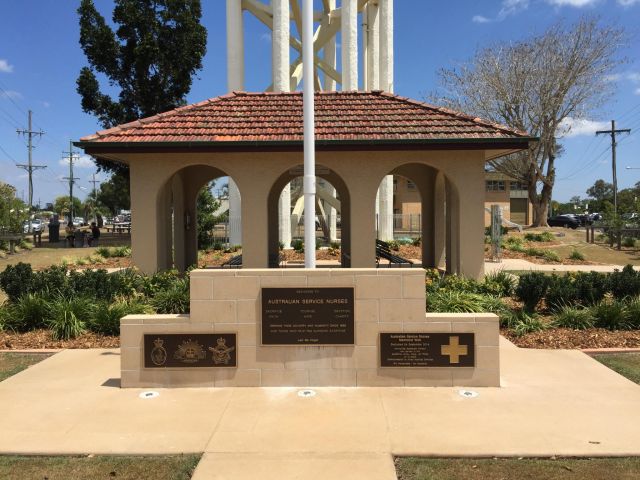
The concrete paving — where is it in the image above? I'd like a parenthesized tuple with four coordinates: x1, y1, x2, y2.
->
(485, 258, 640, 273)
(1, 338, 639, 479)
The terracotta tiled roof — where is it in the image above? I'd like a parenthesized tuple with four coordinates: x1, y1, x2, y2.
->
(79, 91, 532, 145)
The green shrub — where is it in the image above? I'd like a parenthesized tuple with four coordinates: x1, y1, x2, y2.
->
(524, 232, 554, 242)
(47, 297, 93, 340)
(515, 272, 549, 311)
(6, 294, 51, 331)
(569, 249, 585, 261)
(541, 250, 561, 262)
(591, 299, 628, 331)
(150, 278, 190, 314)
(0, 263, 34, 302)
(553, 305, 595, 330)
(387, 240, 400, 251)
(623, 297, 640, 330)
(90, 298, 153, 336)
(482, 270, 515, 297)
(292, 239, 304, 252)
(427, 290, 489, 313)
(609, 265, 640, 300)
(622, 237, 637, 248)
(412, 237, 421, 247)
(505, 236, 524, 248)
(573, 272, 608, 305)
(545, 275, 577, 312)
(110, 246, 131, 257)
(511, 312, 546, 336)
(95, 246, 111, 258)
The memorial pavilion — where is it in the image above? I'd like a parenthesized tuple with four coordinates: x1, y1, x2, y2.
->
(77, 90, 533, 279)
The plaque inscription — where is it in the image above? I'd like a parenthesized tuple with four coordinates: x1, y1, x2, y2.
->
(380, 333, 475, 367)
(261, 287, 354, 345)
(144, 333, 237, 368)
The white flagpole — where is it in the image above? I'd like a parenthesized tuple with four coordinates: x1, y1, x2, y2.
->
(303, 0, 316, 268)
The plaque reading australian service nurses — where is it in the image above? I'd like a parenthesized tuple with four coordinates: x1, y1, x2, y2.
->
(261, 287, 355, 345)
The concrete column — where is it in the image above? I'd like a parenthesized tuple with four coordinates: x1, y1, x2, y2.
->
(279, 183, 292, 248)
(171, 173, 186, 272)
(226, 0, 244, 91)
(377, 175, 394, 241)
(365, 2, 379, 90)
(421, 172, 436, 268)
(159, 182, 173, 270)
(350, 183, 377, 267)
(328, 185, 337, 241)
(272, 0, 289, 92)
(228, 178, 241, 245)
(341, 0, 358, 90)
(129, 163, 167, 274)
(433, 172, 446, 269)
(379, 0, 393, 93)
(324, 0, 337, 91)
(445, 179, 460, 275)
(242, 184, 270, 268)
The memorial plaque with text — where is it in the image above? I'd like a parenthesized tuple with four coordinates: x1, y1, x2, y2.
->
(380, 333, 475, 367)
(261, 287, 354, 345)
(144, 333, 237, 368)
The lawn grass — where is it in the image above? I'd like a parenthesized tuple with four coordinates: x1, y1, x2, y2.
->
(395, 457, 640, 480)
(0, 455, 200, 480)
(0, 352, 52, 382)
(593, 353, 640, 385)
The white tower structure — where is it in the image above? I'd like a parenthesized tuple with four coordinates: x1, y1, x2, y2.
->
(225, 0, 395, 247)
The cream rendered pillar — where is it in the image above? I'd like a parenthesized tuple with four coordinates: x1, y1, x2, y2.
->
(227, 0, 243, 246)
(365, 2, 380, 90)
(325, 0, 338, 242)
(273, 0, 292, 249)
(171, 173, 186, 272)
(433, 172, 446, 269)
(341, 0, 358, 90)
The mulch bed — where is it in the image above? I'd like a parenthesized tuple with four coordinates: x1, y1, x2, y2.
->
(0, 330, 119, 350)
(504, 328, 640, 349)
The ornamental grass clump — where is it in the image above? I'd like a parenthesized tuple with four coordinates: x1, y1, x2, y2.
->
(150, 277, 190, 314)
(511, 312, 547, 337)
(482, 270, 516, 297)
(591, 298, 628, 331)
(609, 265, 640, 300)
(427, 290, 489, 313)
(90, 298, 154, 336)
(524, 232, 554, 242)
(48, 299, 91, 340)
(569, 249, 585, 261)
(553, 305, 595, 330)
(8, 294, 51, 331)
(623, 297, 640, 330)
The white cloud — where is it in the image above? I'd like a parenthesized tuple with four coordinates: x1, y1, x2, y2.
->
(472, 15, 491, 23)
(546, 0, 599, 6)
(59, 155, 95, 169)
(627, 72, 640, 82)
(42, 101, 50, 108)
(635, 88, 640, 95)
(604, 74, 622, 82)
(0, 59, 13, 73)
(618, 0, 640, 6)
(472, 0, 529, 23)
(557, 117, 609, 138)
(0, 90, 22, 100)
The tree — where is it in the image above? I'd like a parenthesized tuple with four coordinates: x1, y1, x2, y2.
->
(586, 179, 614, 202)
(0, 182, 27, 233)
(197, 181, 222, 249)
(434, 18, 625, 226)
(77, 0, 207, 174)
(97, 173, 131, 216)
(54, 196, 83, 220)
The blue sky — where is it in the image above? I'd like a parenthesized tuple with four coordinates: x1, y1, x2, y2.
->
(0, 0, 639, 205)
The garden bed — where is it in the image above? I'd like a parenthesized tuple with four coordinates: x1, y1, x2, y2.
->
(0, 329, 118, 350)
(503, 327, 640, 349)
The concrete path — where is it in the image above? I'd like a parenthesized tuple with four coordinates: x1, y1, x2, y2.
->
(485, 258, 639, 273)
(1, 338, 639, 479)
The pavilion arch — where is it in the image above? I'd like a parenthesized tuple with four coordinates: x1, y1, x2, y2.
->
(374, 162, 462, 274)
(267, 165, 351, 268)
(154, 164, 241, 272)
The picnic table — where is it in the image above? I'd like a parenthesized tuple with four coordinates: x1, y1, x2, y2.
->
(0, 234, 24, 254)
(106, 223, 131, 234)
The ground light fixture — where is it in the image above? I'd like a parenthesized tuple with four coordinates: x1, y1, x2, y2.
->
(458, 390, 479, 398)
(298, 389, 317, 398)
(139, 391, 160, 399)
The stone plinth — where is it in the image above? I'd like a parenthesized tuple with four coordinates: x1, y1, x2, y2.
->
(120, 268, 500, 388)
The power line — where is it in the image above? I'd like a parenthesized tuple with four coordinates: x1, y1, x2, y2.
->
(596, 120, 631, 217)
(16, 110, 47, 229)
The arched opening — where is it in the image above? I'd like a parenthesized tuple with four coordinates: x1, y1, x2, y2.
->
(374, 163, 450, 270)
(267, 165, 351, 268)
(158, 165, 242, 271)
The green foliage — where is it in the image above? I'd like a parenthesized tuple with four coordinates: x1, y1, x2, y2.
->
(511, 312, 547, 337)
(0, 263, 34, 302)
(623, 237, 637, 248)
(197, 182, 222, 249)
(573, 271, 608, 305)
(592, 299, 628, 331)
(150, 278, 190, 314)
(515, 272, 549, 311)
(90, 298, 153, 336)
(6, 294, 51, 332)
(524, 232, 554, 242)
(76, 0, 207, 173)
(541, 250, 561, 262)
(53, 195, 82, 218)
(292, 239, 304, 252)
(110, 246, 131, 257)
(545, 275, 577, 311)
(412, 237, 421, 247)
(609, 265, 640, 300)
(427, 290, 490, 313)
(569, 249, 585, 261)
(482, 270, 516, 297)
(624, 297, 640, 329)
(387, 240, 400, 251)
(0, 181, 28, 233)
(553, 305, 595, 330)
(48, 300, 87, 340)
(95, 246, 111, 258)
(97, 172, 130, 215)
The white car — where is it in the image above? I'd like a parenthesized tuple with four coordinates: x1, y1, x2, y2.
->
(22, 219, 43, 233)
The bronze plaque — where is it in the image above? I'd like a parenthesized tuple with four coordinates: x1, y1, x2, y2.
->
(261, 287, 354, 345)
(380, 333, 475, 367)
(144, 333, 237, 368)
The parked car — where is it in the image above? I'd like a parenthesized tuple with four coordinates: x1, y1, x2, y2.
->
(22, 219, 43, 233)
(72, 217, 86, 227)
(547, 214, 580, 229)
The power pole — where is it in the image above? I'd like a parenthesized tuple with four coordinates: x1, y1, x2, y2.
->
(596, 120, 631, 217)
(62, 140, 81, 222)
(89, 173, 100, 223)
(16, 110, 46, 231)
